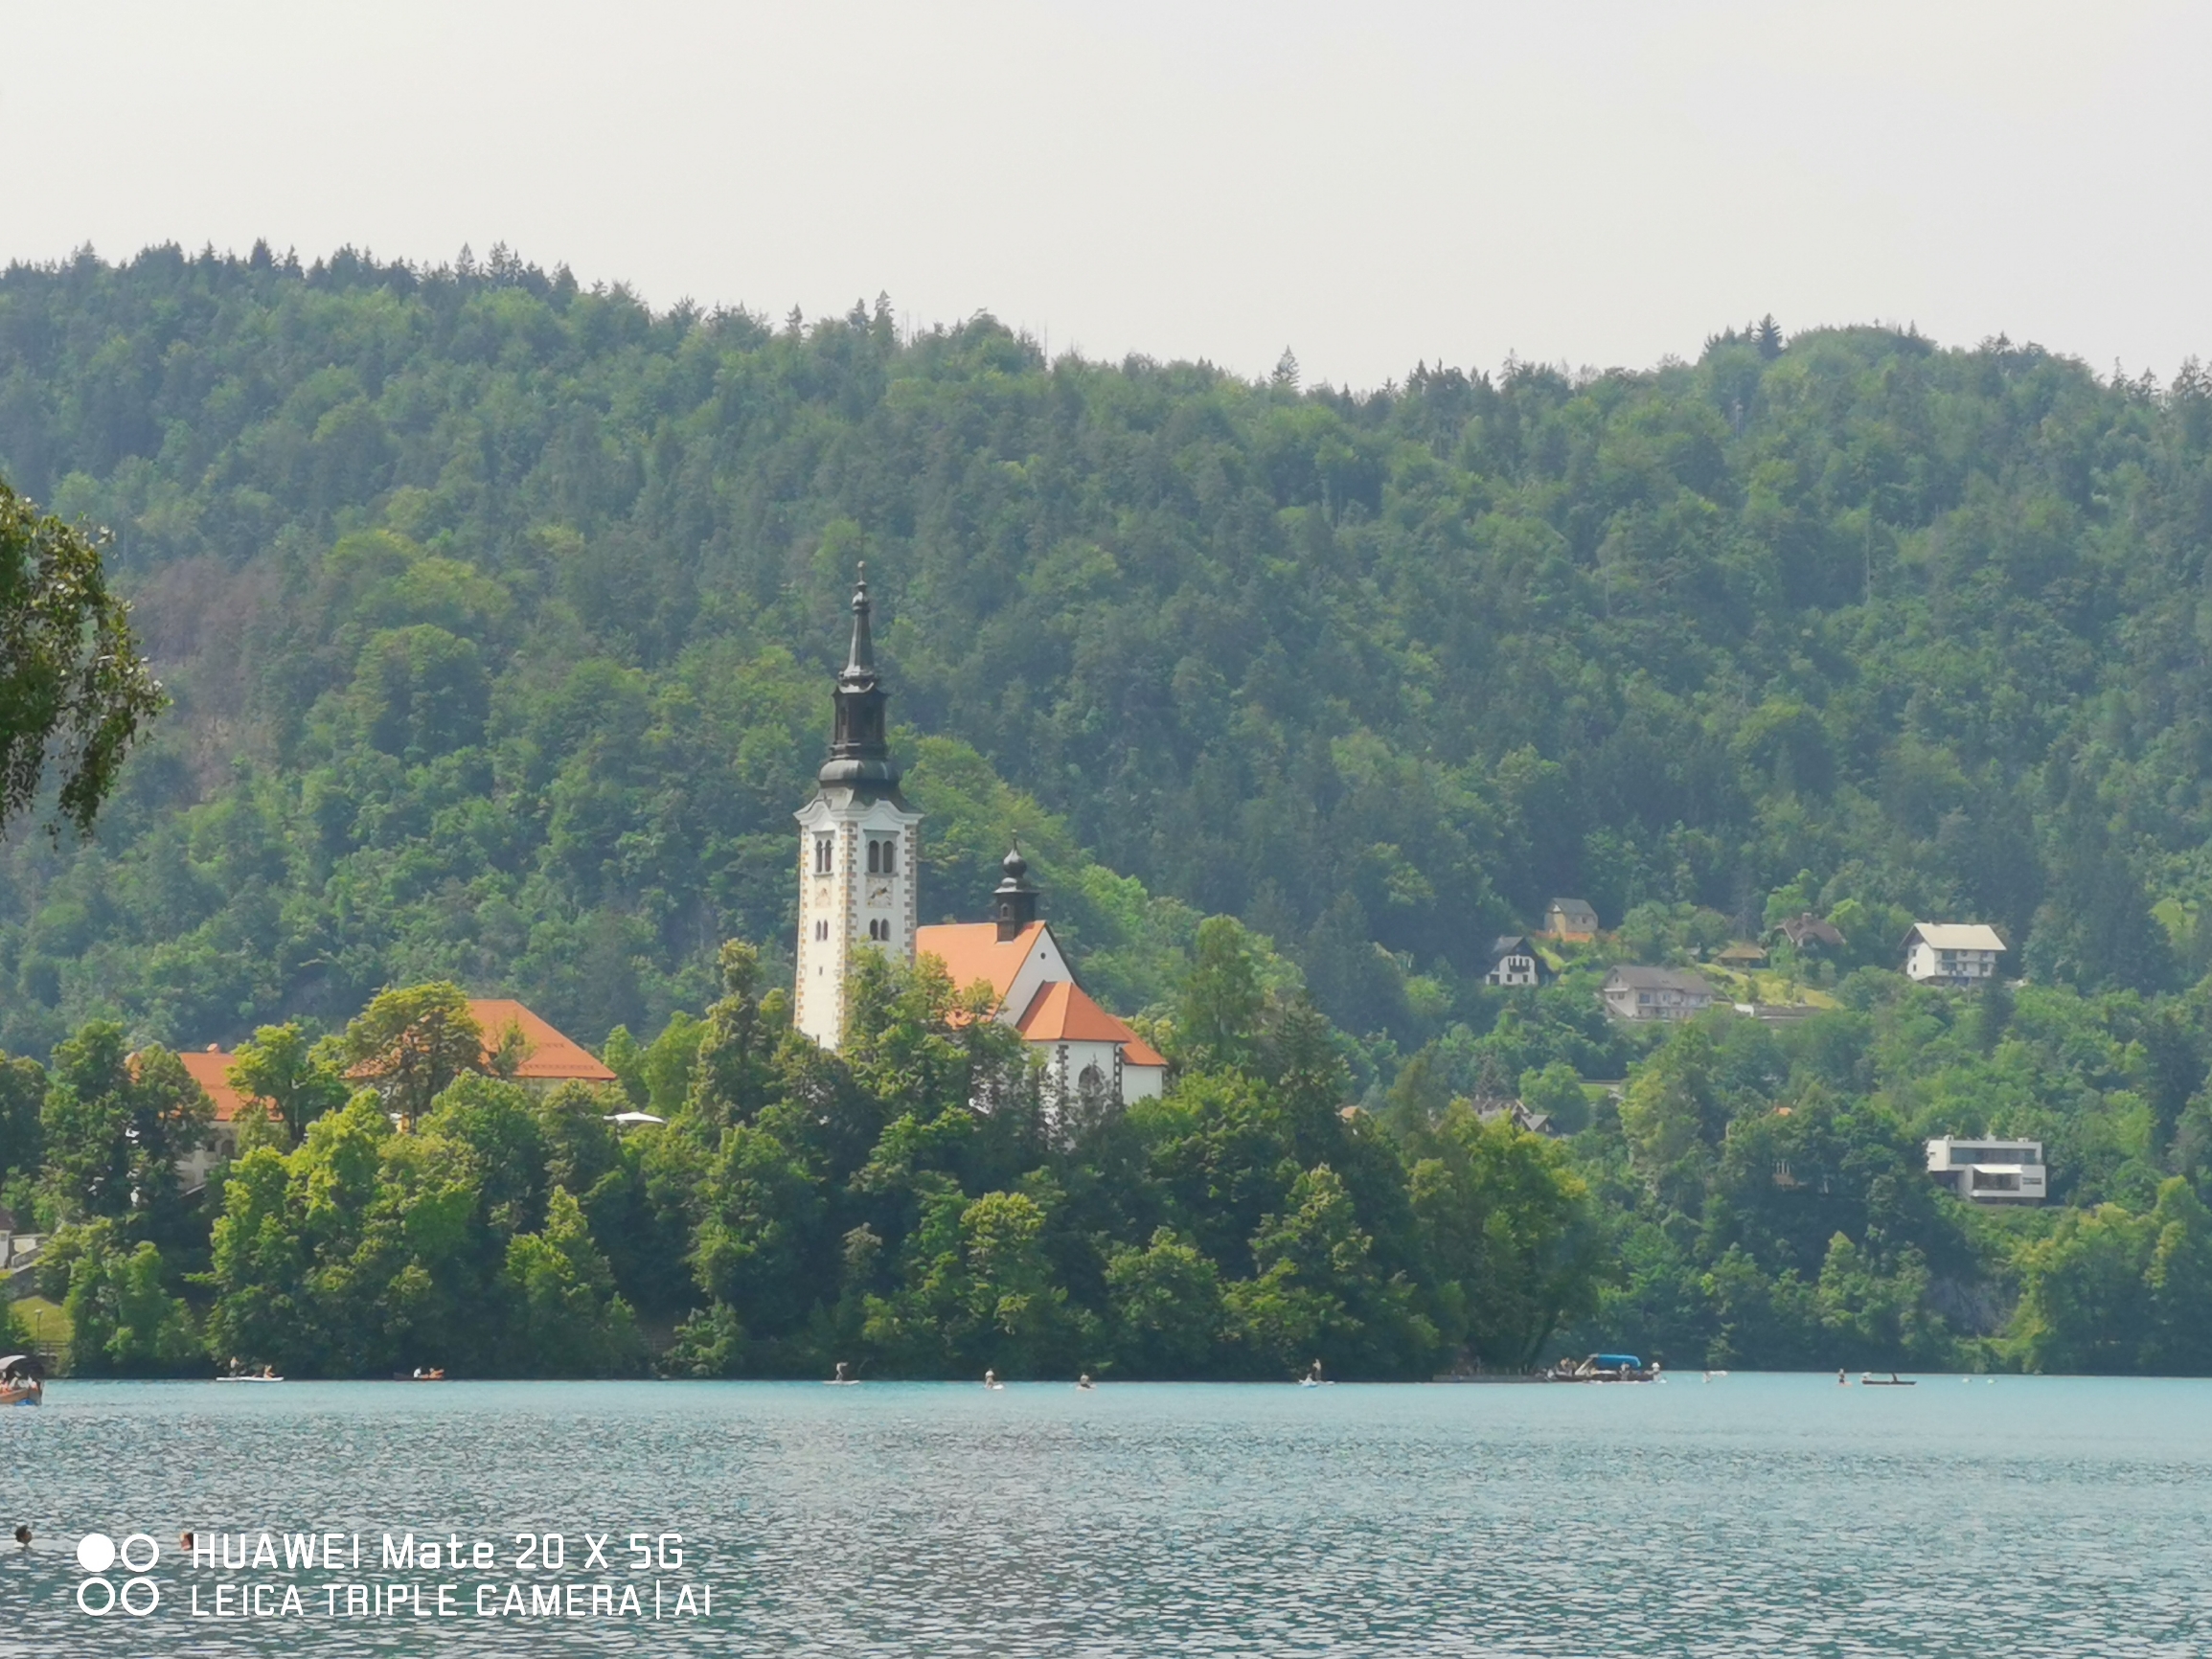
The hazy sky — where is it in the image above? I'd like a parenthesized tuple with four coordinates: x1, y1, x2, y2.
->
(9, 2, 2208, 389)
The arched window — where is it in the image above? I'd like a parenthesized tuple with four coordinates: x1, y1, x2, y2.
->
(867, 840, 880, 875)
(813, 834, 833, 875)
(880, 839, 896, 876)
(1077, 1063, 1106, 1095)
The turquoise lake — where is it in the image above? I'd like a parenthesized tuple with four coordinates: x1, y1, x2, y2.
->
(0, 1373, 2205, 1656)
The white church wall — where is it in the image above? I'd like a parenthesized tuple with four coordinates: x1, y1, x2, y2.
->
(998, 930, 1075, 1030)
(794, 793, 922, 1050)
(1118, 1063, 1165, 1103)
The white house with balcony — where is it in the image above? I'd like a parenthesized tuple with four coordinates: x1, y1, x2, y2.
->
(1903, 922, 2005, 988)
(1927, 1137, 2046, 1204)
(1601, 966, 1717, 1022)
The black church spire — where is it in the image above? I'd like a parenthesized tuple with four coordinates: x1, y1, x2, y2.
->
(819, 564, 900, 790)
(992, 840, 1039, 941)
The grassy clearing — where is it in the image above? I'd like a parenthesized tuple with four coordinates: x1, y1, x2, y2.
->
(11, 1295, 72, 1350)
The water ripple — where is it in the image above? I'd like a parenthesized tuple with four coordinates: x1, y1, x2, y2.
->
(0, 1375, 2205, 1657)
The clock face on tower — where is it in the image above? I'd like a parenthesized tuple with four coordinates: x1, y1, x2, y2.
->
(867, 881, 892, 904)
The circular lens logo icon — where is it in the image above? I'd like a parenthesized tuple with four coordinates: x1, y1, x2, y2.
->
(75, 1532, 158, 1616)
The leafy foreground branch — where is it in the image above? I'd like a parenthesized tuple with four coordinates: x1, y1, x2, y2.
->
(0, 480, 164, 838)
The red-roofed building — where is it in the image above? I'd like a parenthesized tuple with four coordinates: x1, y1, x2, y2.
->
(466, 1000, 618, 1086)
(913, 847, 1165, 1107)
(175, 1045, 268, 1190)
(913, 919, 1067, 1029)
(790, 577, 1165, 1108)
(180, 1001, 613, 1177)
(1012, 980, 1167, 1103)
(178, 1046, 260, 1127)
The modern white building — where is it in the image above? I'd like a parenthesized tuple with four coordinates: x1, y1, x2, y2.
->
(1903, 922, 2005, 988)
(1926, 1137, 2046, 1204)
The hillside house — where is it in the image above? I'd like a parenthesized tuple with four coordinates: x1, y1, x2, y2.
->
(1902, 923, 2005, 988)
(1545, 898, 1600, 941)
(1482, 935, 1551, 989)
(1927, 1136, 2046, 1205)
(1602, 966, 1716, 1022)
(1474, 1098, 1563, 1138)
(1714, 942, 1768, 970)
(1774, 913, 1845, 954)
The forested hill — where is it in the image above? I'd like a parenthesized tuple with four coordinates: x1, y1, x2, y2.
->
(4, 244, 2210, 1059)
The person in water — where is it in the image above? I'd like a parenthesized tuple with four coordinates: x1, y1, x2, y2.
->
(1837, 1370, 1848, 1385)
(833, 1361, 852, 1383)
(1077, 1374, 1094, 1390)
(13, 1526, 29, 1550)
(983, 1369, 1000, 1389)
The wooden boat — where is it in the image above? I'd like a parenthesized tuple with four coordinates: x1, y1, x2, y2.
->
(0, 1355, 44, 1406)
(1548, 1353, 1660, 1383)
(1859, 1373, 1917, 1387)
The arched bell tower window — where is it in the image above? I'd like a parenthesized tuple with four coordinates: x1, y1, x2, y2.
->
(813, 834, 834, 875)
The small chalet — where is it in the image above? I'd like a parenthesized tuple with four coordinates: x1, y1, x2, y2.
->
(1474, 1098, 1562, 1138)
(1714, 942, 1768, 970)
(1545, 898, 1600, 941)
(1774, 913, 1845, 953)
(916, 849, 1166, 1106)
(1482, 935, 1551, 989)
(1902, 923, 2005, 988)
(1602, 966, 1716, 1022)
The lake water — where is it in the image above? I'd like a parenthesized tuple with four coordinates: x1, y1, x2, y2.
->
(1, 1373, 2207, 1656)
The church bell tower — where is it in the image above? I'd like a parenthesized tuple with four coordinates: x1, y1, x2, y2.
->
(793, 566, 923, 1050)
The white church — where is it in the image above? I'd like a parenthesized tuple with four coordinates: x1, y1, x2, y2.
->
(792, 570, 1166, 1103)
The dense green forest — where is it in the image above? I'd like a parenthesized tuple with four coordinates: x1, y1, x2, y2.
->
(7, 243, 2212, 1375)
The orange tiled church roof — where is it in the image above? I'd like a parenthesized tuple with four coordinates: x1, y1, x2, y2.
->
(914, 921, 1048, 1007)
(1014, 982, 1167, 1066)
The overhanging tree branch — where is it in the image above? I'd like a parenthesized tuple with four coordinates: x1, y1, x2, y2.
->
(0, 479, 166, 835)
